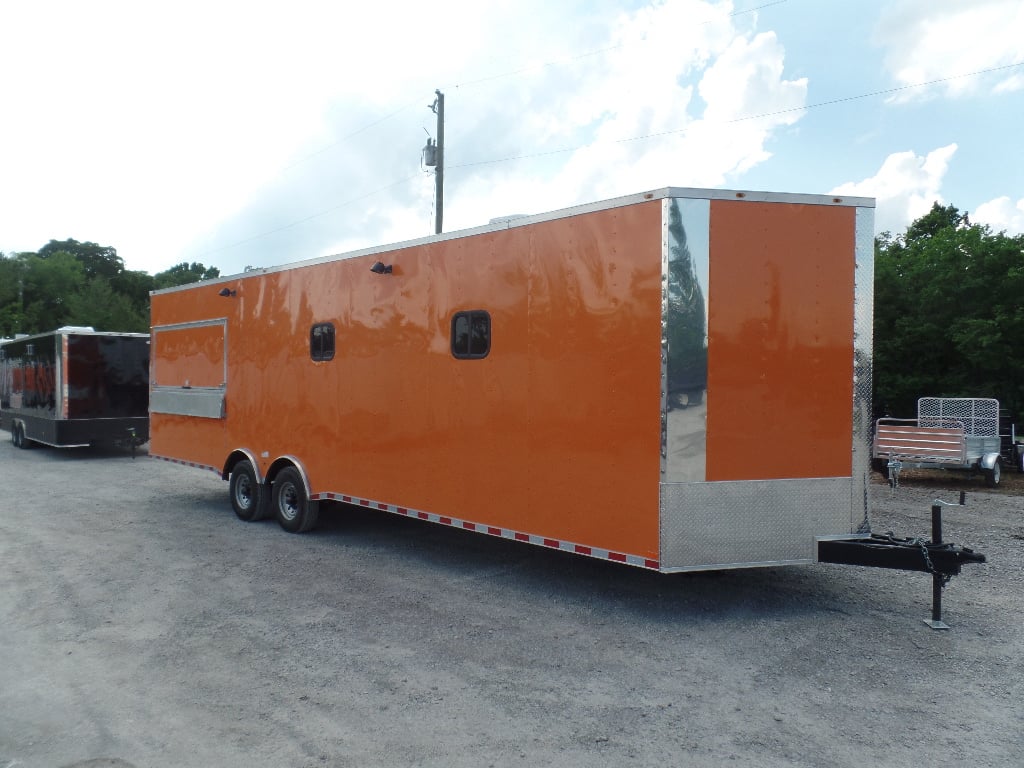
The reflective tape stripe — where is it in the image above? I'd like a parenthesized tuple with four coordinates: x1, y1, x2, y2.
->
(150, 453, 220, 475)
(312, 491, 660, 571)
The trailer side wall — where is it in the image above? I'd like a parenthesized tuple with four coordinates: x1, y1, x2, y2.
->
(151, 201, 665, 559)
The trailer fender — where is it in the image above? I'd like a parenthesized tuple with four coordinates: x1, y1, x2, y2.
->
(223, 449, 264, 484)
(980, 452, 1001, 471)
(266, 455, 313, 500)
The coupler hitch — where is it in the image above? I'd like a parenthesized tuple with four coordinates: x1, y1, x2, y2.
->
(818, 492, 986, 630)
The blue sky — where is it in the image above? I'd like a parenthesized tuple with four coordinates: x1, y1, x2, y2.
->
(1, 0, 1021, 277)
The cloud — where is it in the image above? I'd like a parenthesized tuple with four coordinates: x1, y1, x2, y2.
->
(875, 0, 1024, 100)
(190, 0, 809, 276)
(0, 0, 810, 277)
(831, 144, 958, 234)
(973, 197, 1024, 235)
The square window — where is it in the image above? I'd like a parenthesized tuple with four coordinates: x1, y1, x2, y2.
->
(310, 323, 335, 361)
(451, 311, 490, 359)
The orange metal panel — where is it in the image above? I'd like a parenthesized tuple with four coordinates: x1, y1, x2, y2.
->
(706, 200, 855, 481)
(152, 322, 225, 387)
(150, 412, 226, 470)
(150, 201, 664, 558)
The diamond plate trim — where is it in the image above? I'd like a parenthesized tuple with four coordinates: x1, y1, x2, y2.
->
(660, 477, 854, 570)
(853, 205, 874, 533)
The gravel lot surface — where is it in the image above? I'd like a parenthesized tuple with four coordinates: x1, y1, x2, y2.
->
(1, 437, 1022, 768)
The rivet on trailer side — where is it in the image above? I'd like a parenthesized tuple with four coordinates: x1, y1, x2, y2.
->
(147, 186, 985, 626)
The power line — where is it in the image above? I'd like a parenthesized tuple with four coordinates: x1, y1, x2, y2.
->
(448, 61, 1024, 170)
(194, 52, 1021, 260)
(445, 0, 788, 92)
(275, 0, 790, 171)
(191, 173, 423, 258)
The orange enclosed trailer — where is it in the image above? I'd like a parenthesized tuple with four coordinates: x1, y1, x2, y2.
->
(149, 187, 876, 572)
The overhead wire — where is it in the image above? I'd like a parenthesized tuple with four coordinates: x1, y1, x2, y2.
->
(274, 0, 790, 171)
(194, 0, 1019, 259)
(193, 0, 794, 258)
(448, 61, 1024, 171)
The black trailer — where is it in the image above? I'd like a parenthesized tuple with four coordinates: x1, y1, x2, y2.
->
(0, 327, 149, 449)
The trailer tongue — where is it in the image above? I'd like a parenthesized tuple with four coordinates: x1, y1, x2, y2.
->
(819, 493, 986, 629)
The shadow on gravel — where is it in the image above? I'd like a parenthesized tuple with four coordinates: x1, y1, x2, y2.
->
(6, 440, 150, 462)
(306, 501, 855, 625)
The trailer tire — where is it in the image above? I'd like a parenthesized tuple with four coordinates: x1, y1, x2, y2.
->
(230, 461, 268, 522)
(984, 462, 1000, 488)
(273, 467, 319, 533)
(14, 424, 31, 449)
(10, 425, 18, 448)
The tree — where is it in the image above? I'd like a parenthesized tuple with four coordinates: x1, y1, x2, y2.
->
(0, 254, 27, 336)
(153, 262, 221, 290)
(65, 277, 148, 332)
(0, 243, 221, 337)
(38, 239, 124, 281)
(874, 202, 1024, 418)
(19, 251, 86, 333)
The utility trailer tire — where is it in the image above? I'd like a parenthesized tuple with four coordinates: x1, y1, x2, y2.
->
(273, 467, 319, 533)
(14, 425, 31, 449)
(984, 462, 1001, 487)
(230, 460, 269, 522)
(10, 425, 18, 448)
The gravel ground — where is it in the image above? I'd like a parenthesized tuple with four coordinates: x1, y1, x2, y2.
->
(1, 437, 1022, 768)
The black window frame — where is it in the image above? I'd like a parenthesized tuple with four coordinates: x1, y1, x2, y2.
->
(451, 310, 491, 360)
(310, 322, 336, 362)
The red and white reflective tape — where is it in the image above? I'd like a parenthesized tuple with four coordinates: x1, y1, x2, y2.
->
(312, 491, 660, 571)
(150, 453, 221, 475)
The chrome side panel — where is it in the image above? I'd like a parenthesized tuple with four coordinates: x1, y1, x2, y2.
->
(660, 477, 854, 570)
(150, 388, 226, 419)
(661, 197, 710, 483)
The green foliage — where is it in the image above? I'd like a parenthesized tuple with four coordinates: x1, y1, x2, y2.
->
(874, 202, 1024, 419)
(0, 244, 219, 337)
(65, 277, 148, 333)
(153, 262, 221, 289)
(20, 251, 86, 332)
(38, 239, 122, 280)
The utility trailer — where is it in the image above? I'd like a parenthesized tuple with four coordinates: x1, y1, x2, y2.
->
(0, 327, 150, 449)
(149, 187, 983, 601)
(873, 397, 1003, 486)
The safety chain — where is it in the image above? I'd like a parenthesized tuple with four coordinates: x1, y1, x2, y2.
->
(910, 536, 953, 587)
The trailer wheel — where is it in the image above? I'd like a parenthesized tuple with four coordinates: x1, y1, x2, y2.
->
(14, 425, 31, 449)
(10, 425, 18, 448)
(273, 467, 319, 533)
(230, 461, 268, 522)
(984, 462, 1001, 488)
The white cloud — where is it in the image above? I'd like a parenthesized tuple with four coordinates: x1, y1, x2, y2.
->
(184, 0, 810, 274)
(831, 144, 958, 234)
(973, 197, 1024, 235)
(875, 0, 1024, 100)
(0, 0, 810, 276)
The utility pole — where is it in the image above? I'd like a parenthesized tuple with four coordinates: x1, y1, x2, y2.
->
(424, 89, 445, 234)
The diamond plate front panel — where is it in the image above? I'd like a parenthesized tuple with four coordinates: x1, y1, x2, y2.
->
(660, 477, 855, 570)
(852, 205, 874, 533)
